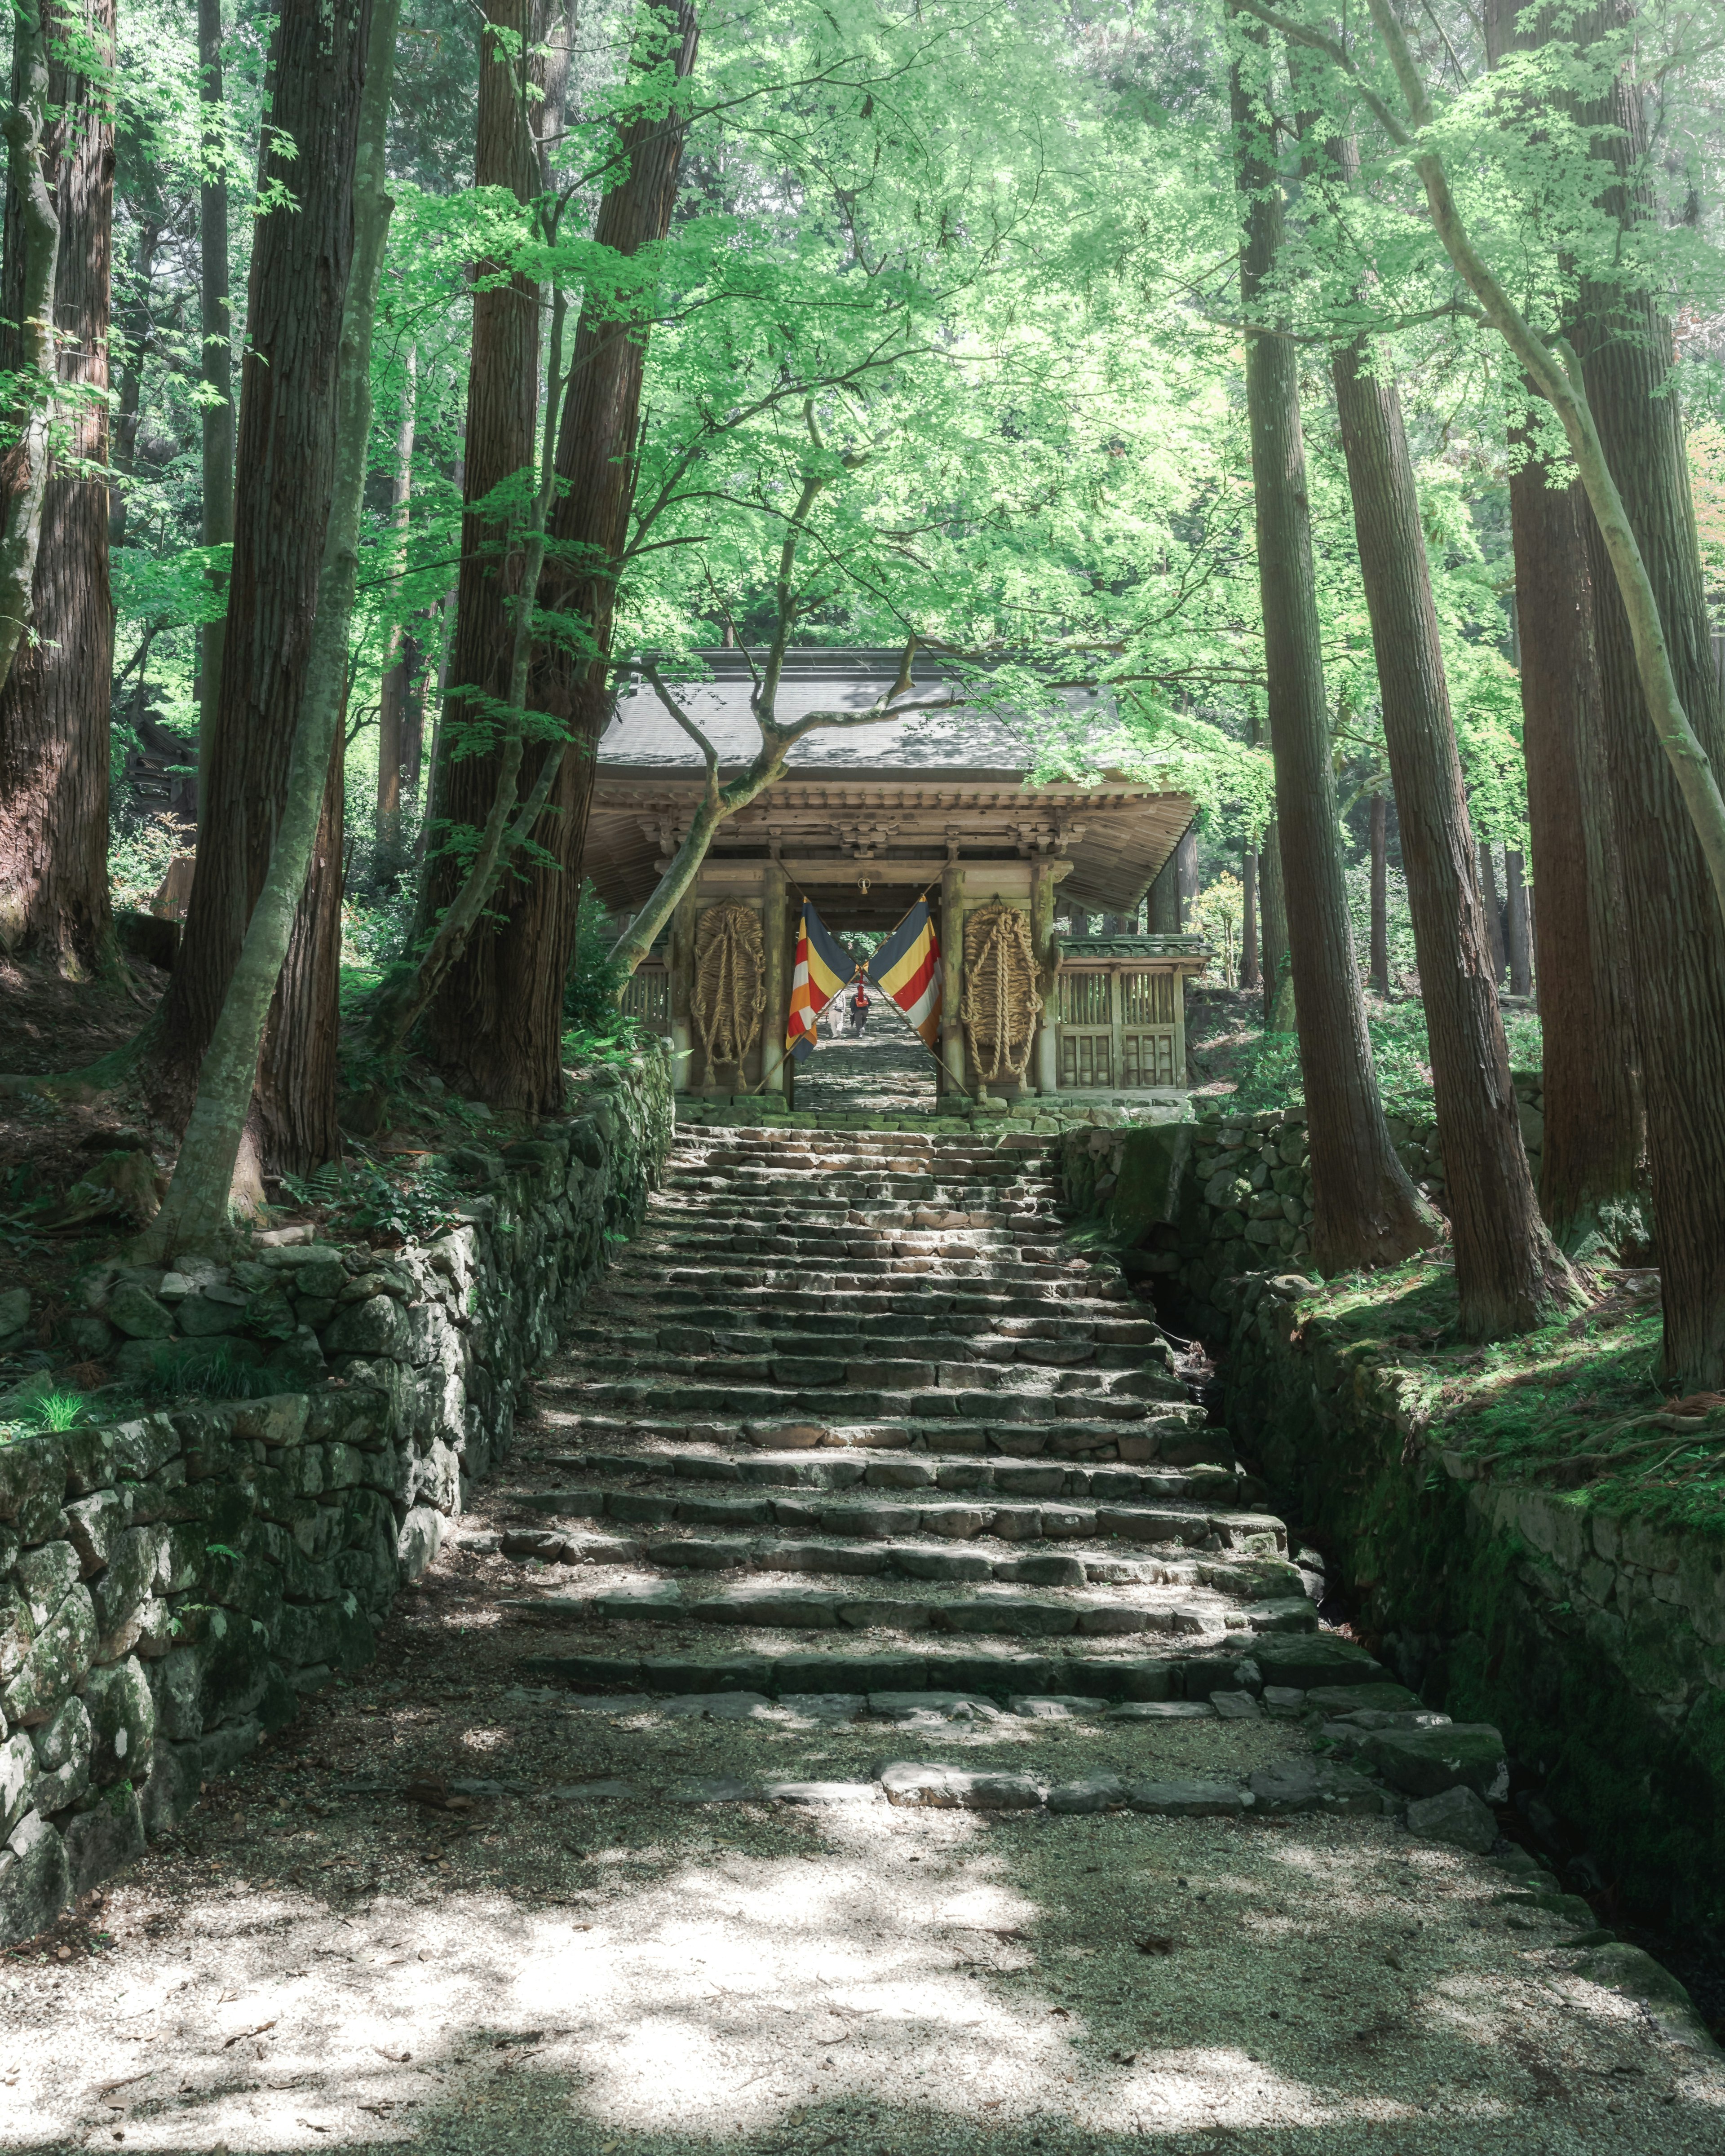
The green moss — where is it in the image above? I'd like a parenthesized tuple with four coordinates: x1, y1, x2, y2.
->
(1287, 1262, 1722, 1537)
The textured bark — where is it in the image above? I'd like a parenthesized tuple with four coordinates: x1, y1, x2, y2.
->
(1174, 824, 1198, 930)
(1572, 0, 1725, 1385)
(1505, 848, 1532, 996)
(1239, 840, 1261, 992)
(141, 0, 399, 1255)
(1147, 853, 1179, 933)
(377, 344, 417, 847)
(416, 0, 562, 1083)
(1508, 444, 1644, 1246)
(153, 0, 372, 1177)
(108, 216, 160, 549)
(425, 0, 699, 1109)
(0, 0, 114, 973)
(198, 0, 234, 785)
(0, 0, 62, 700)
(1477, 841, 1508, 985)
(1233, 41, 1431, 1271)
(1259, 821, 1290, 1028)
(1332, 321, 1572, 1333)
(1367, 790, 1389, 995)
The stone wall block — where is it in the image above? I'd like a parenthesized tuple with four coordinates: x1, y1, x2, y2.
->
(81, 1657, 155, 1784)
(0, 1810, 71, 1945)
(2, 1584, 96, 1726)
(0, 1732, 36, 1837)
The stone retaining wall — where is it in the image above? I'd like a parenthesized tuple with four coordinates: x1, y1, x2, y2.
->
(1058, 1091, 1725, 1927)
(1057, 1073, 1543, 1320)
(1221, 1278, 1725, 1928)
(0, 1050, 673, 1947)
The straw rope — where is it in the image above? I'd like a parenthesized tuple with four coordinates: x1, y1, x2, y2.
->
(960, 901, 1043, 1083)
(692, 901, 766, 1086)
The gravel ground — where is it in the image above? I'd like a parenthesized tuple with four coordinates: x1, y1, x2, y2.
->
(5, 1484, 1722, 2156)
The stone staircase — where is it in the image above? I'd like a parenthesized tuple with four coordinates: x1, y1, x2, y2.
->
(480, 1123, 1367, 1736)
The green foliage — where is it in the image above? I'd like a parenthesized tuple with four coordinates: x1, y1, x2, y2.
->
(137, 1341, 276, 1403)
(278, 1154, 466, 1244)
(564, 881, 629, 1033)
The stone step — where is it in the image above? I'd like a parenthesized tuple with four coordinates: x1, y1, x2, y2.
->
(557, 1349, 1179, 1395)
(539, 1414, 1234, 1470)
(642, 1263, 1125, 1294)
(539, 1444, 1263, 1518)
(561, 1319, 1155, 1371)
(495, 1520, 1302, 1599)
(497, 1571, 1320, 1641)
(594, 1283, 1135, 1320)
(561, 1311, 1168, 1350)
(515, 1638, 1324, 1703)
(508, 1478, 1282, 1552)
(560, 1382, 1196, 1433)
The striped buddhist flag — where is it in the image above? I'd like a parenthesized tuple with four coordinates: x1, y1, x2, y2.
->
(873, 897, 943, 1049)
(786, 899, 856, 1062)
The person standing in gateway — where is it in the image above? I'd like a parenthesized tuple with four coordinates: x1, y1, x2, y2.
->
(850, 966, 871, 1035)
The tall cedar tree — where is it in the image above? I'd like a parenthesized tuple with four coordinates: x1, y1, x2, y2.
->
(1367, 791, 1389, 994)
(1231, 39, 1433, 1269)
(423, 0, 699, 1109)
(1482, 0, 1644, 1251)
(1324, 147, 1574, 1330)
(0, 0, 115, 973)
(153, 0, 372, 1182)
(197, 0, 234, 786)
(1508, 435, 1644, 1241)
(416, 0, 553, 1042)
(1573, 0, 1725, 1383)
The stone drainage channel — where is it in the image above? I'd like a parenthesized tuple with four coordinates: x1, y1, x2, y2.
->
(2, 1118, 1720, 2152)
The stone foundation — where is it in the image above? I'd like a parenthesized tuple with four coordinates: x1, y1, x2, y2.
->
(1058, 1091, 1725, 1927)
(0, 1050, 673, 1946)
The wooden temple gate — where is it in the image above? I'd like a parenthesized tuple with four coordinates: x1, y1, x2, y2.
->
(597, 650, 1209, 1102)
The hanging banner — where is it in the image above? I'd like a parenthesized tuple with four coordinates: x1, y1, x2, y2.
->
(873, 897, 943, 1049)
(785, 899, 857, 1062)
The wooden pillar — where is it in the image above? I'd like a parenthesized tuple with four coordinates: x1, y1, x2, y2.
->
(783, 896, 801, 1108)
(939, 863, 966, 1095)
(1172, 965, 1188, 1088)
(761, 864, 789, 1097)
(669, 883, 699, 1093)
(1031, 859, 1059, 1097)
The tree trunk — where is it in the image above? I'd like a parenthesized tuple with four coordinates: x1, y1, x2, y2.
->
(0, 0, 63, 700)
(1573, 0, 1725, 1387)
(152, 0, 373, 1181)
(416, 0, 565, 1088)
(1477, 841, 1508, 985)
(198, 0, 234, 789)
(1259, 822, 1291, 1028)
(108, 216, 159, 550)
(377, 342, 416, 851)
(1331, 314, 1573, 1333)
(1232, 36, 1432, 1271)
(1174, 823, 1198, 929)
(140, 0, 399, 1257)
(0, 0, 114, 974)
(1147, 853, 1179, 933)
(1367, 789, 1389, 994)
(1505, 848, 1533, 996)
(425, 0, 699, 1111)
(1508, 442, 1644, 1248)
(1239, 839, 1261, 992)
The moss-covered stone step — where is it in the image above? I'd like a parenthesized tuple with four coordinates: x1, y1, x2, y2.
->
(495, 1568, 1320, 1639)
(513, 1483, 1268, 1552)
(495, 1521, 1300, 1598)
(532, 1449, 1276, 1535)
(515, 1638, 1370, 1701)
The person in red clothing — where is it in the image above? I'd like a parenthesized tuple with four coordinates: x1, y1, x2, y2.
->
(850, 966, 871, 1035)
